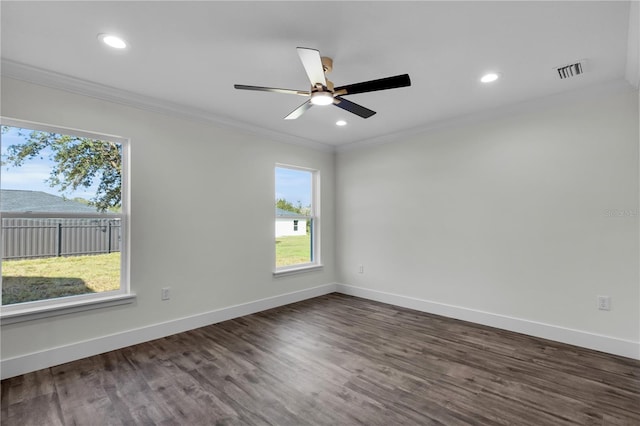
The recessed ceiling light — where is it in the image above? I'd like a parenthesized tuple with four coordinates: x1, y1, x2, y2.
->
(480, 72, 500, 83)
(98, 33, 128, 49)
(336, 120, 347, 126)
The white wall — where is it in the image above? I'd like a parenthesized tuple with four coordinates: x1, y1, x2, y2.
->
(0, 77, 336, 368)
(625, 0, 639, 89)
(2, 75, 638, 375)
(336, 82, 640, 357)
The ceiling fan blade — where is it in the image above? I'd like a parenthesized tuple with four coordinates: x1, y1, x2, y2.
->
(334, 74, 411, 96)
(234, 85, 310, 96)
(284, 100, 313, 120)
(297, 47, 327, 87)
(334, 97, 376, 119)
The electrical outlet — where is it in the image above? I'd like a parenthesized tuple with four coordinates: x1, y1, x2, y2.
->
(161, 287, 171, 301)
(358, 265, 364, 274)
(597, 295, 611, 311)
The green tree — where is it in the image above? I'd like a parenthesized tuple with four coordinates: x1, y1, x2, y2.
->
(2, 127, 122, 212)
(276, 198, 302, 214)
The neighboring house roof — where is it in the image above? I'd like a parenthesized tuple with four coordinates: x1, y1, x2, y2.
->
(0, 190, 98, 213)
(275, 207, 307, 219)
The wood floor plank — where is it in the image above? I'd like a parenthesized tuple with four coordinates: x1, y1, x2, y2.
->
(2, 393, 65, 426)
(2, 293, 639, 425)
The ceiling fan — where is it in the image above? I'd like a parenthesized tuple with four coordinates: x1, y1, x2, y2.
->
(234, 47, 411, 120)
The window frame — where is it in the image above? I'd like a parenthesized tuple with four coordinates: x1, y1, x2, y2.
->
(273, 164, 322, 276)
(0, 117, 134, 324)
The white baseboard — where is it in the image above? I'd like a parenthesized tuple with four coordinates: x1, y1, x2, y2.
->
(4, 281, 637, 379)
(0, 283, 337, 379)
(335, 283, 640, 360)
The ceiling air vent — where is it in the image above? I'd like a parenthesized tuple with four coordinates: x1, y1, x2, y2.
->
(555, 60, 586, 80)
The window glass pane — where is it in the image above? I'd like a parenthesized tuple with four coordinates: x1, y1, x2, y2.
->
(1, 125, 124, 305)
(1, 126, 122, 213)
(275, 167, 313, 267)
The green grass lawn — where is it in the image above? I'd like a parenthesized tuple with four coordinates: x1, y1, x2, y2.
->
(2, 252, 120, 305)
(276, 234, 311, 267)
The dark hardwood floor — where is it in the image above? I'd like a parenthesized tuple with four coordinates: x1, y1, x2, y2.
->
(2, 293, 639, 425)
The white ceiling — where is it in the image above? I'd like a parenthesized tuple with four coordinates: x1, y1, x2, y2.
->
(0, 1, 635, 149)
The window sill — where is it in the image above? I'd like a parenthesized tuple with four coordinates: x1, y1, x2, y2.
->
(273, 264, 324, 277)
(0, 293, 136, 325)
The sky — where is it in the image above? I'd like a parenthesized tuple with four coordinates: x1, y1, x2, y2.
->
(275, 167, 312, 208)
(1, 126, 100, 200)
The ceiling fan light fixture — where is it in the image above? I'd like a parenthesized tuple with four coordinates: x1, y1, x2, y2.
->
(480, 72, 500, 83)
(310, 91, 334, 106)
(336, 120, 347, 126)
(98, 33, 128, 49)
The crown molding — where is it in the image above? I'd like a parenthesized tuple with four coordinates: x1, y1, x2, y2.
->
(3, 59, 634, 156)
(337, 78, 636, 153)
(0, 59, 334, 153)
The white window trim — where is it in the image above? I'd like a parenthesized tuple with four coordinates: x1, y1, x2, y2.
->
(274, 164, 322, 276)
(273, 263, 324, 277)
(0, 117, 134, 323)
(0, 292, 136, 325)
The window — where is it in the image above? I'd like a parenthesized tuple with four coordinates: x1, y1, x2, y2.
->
(274, 165, 320, 273)
(0, 118, 132, 321)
